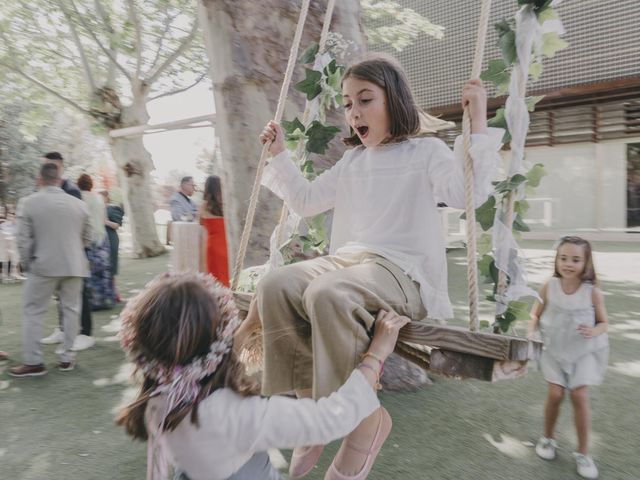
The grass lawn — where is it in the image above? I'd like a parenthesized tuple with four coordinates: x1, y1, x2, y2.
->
(1, 241, 638, 480)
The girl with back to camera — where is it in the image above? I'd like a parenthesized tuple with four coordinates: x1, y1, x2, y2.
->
(257, 54, 504, 479)
(528, 236, 609, 479)
(116, 272, 409, 480)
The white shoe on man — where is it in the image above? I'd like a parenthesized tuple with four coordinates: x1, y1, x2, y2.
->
(40, 328, 64, 345)
(71, 334, 95, 351)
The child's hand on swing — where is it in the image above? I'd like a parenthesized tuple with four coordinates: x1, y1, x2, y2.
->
(367, 309, 411, 361)
(259, 120, 285, 157)
(461, 79, 488, 134)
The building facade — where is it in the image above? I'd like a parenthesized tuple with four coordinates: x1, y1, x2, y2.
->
(372, 0, 640, 236)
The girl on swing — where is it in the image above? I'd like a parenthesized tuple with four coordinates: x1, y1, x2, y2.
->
(256, 54, 503, 479)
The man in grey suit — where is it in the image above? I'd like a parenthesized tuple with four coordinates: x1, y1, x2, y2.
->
(169, 176, 198, 221)
(9, 163, 91, 377)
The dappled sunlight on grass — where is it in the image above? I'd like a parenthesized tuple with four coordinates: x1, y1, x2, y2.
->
(609, 319, 640, 332)
(482, 432, 531, 458)
(622, 333, 640, 341)
(99, 335, 121, 343)
(93, 362, 134, 387)
(101, 315, 122, 333)
(267, 449, 288, 471)
(609, 361, 640, 378)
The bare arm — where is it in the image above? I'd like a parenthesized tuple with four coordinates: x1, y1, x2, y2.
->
(105, 219, 120, 230)
(577, 286, 609, 338)
(528, 281, 548, 339)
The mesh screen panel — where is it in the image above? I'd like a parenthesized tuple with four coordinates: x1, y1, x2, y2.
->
(368, 0, 640, 110)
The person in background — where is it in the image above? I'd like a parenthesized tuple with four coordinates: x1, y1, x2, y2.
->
(42, 152, 81, 199)
(39, 152, 86, 347)
(0, 208, 24, 282)
(9, 163, 91, 377)
(100, 188, 125, 303)
(199, 175, 229, 287)
(77, 174, 114, 350)
(170, 176, 198, 222)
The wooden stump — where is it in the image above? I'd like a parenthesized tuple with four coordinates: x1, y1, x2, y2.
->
(170, 222, 202, 273)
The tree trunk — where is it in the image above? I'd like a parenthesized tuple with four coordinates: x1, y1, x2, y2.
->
(198, 0, 366, 267)
(110, 94, 165, 258)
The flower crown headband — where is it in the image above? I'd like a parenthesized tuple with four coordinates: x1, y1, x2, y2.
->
(119, 272, 241, 429)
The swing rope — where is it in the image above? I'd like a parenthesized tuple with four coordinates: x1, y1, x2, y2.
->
(273, 0, 338, 250)
(462, 0, 492, 332)
(230, 0, 312, 290)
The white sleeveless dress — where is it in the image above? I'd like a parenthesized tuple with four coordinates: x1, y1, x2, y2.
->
(539, 278, 609, 389)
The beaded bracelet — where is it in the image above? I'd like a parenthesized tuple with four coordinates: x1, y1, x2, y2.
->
(357, 363, 382, 390)
(361, 352, 384, 367)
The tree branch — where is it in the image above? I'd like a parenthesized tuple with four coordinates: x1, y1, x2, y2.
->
(148, 70, 208, 101)
(56, 0, 97, 92)
(0, 61, 92, 117)
(146, 18, 199, 86)
(148, 12, 176, 73)
(69, 0, 132, 82)
(126, 0, 143, 80)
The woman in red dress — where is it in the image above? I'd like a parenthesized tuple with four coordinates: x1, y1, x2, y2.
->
(199, 175, 229, 286)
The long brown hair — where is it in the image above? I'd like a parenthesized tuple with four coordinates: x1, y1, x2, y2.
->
(204, 175, 223, 217)
(116, 273, 257, 441)
(553, 236, 598, 284)
(341, 54, 421, 147)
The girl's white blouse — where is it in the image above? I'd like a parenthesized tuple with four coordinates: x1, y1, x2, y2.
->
(262, 129, 504, 319)
(146, 370, 379, 480)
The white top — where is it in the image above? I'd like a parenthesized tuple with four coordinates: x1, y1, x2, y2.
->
(262, 129, 503, 319)
(146, 370, 379, 480)
(539, 278, 609, 368)
(81, 190, 107, 245)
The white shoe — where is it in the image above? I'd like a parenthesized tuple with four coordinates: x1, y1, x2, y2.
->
(574, 453, 599, 479)
(535, 437, 557, 460)
(71, 335, 95, 351)
(40, 328, 64, 345)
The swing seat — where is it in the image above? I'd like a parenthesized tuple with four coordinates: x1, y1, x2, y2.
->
(396, 321, 541, 382)
(233, 291, 541, 383)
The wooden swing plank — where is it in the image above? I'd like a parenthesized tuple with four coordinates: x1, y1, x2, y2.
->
(398, 321, 536, 361)
(394, 343, 530, 382)
(430, 349, 528, 382)
(233, 291, 542, 381)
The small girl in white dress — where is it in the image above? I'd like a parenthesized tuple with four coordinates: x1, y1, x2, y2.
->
(528, 236, 609, 479)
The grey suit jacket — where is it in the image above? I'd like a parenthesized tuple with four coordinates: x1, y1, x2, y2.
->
(169, 192, 198, 221)
(17, 186, 91, 277)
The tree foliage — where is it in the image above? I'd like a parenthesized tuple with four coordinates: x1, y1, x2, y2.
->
(0, 0, 207, 129)
(362, 0, 445, 51)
